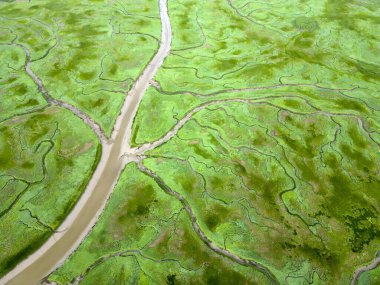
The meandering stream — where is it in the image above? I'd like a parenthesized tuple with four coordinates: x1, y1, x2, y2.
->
(351, 256, 380, 285)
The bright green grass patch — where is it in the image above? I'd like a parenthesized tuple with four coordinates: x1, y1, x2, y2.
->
(0, 106, 100, 277)
(0, 0, 161, 136)
(153, 0, 379, 95)
(0, 45, 47, 123)
(48, 163, 272, 284)
(142, 99, 380, 283)
(120, 0, 380, 283)
(131, 86, 201, 146)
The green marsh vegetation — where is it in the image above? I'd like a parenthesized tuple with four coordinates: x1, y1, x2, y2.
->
(1, 0, 379, 284)
(1, 0, 161, 135)
(48, 164, 272, 285)
(0, 106, 100, 276)
(56, 0, 380, 284)
(0, 0, 161, 277)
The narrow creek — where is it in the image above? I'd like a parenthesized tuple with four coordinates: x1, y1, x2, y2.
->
(0, 0, 171, 284)
(351, 256, 380, 285)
